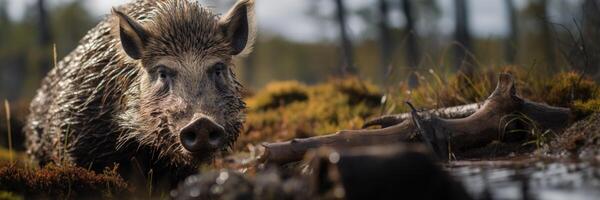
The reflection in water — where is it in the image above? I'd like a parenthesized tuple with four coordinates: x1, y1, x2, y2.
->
(447, 159, 600, 200)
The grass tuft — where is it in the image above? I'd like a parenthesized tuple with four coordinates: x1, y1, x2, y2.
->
(572, 98, 600, 118)
(546, 72, 598, 107)
(0, 163, 129, 199)
(3, 100, 12, 164)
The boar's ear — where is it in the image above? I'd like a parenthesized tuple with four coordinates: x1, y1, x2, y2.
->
(112, 8, 148, 60)
(219, 0, 256, 56)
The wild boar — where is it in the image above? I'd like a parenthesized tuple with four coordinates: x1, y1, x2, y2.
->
(25, 0, 255, 180)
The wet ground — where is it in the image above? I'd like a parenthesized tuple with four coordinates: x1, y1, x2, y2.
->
(447, 158, 600, 200)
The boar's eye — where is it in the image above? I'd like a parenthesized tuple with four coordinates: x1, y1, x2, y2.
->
(154, 65, 172, 80)
(212, 62, 226, 77)
(153, 65, 175, 89)
(210, 62, 227, 90)
(210, 62, 227, 82)
(158, 70, 168, 80)
(151, 65, 174, 96)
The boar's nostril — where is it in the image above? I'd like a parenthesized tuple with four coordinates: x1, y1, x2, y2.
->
(181, 130, 197, 147)
(209, 130, 220, 144)
(180, 128, 203, 152)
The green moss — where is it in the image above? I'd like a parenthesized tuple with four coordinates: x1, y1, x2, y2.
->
(573, 99, 600, 118)
(240, 77, 382, 149)
(0, 148, 25, 163)
(246, 81, 309, 111)
(545, 72, 598, 107)
(328, 77, 381, 106)
(0, 191, 23, 200)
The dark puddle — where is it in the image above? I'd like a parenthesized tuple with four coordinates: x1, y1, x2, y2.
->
(446, 158, 600, 200)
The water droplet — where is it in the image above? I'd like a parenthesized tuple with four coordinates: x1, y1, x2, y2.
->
(190, 188, 200, 197)
(333, 186, 345, 198)
(170, 190, 178, 197)
(329, 152, 340, 164)
(216, 171, 230, 185)
(211, 185, 224, 194)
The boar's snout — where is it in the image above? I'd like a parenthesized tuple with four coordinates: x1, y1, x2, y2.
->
(180, 117, 225, 152)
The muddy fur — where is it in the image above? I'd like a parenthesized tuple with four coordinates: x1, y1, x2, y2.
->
(25, 0, 254, 180)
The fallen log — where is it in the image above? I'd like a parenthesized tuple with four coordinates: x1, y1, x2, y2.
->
(259, 73, 572, 164)
(363, 102, 483, 129)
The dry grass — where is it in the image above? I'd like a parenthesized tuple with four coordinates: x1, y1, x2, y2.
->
(0, 163, 129, 199)
(572, 99, 600, 117)
(545, 72, 598, 107)
(0, 191, 23, 200)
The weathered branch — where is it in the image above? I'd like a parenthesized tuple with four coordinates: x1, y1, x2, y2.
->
(259, 120, 417, 165)
(363, 102, 483, 129)
(260, 73, 572, 164)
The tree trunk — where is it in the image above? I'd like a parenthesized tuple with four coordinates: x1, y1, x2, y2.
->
(582, 0, 600, 77)
(453, 0, 473, 74)
(402, 0, 421, 88)
(244, 44, 257, 87)
(37, 0, 52, 74)
(377, 0, 392, 79)
(535, 0, 556, 73)
(334, 0, 357, 75)
(0, 0, 8, 48)
(504, 0, 518, 64)
(0, 0, 7, 25)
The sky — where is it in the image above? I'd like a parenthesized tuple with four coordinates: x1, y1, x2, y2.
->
(4, 0, 576, 43)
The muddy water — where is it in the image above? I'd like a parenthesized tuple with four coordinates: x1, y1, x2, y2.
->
(447, 159, 600, 200)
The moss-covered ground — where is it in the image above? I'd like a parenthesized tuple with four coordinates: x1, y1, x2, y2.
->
(1, 68, 600, 198)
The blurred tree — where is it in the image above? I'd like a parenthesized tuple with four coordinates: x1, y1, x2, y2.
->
(377, 0, 392, 79)
(1, 5, 36, 100)
(18, 1, 94, 99)
(334, 0, 357, 75)
(50, 1, 94, 57)
(528, 0, 556, 73)
(0, 0, 8, 54)
(0, 0, 9, 99)
(413, 0, 441, 33)
(581, 0, 600, 78)
(504, 0, 518, 64)
(453, 0, 473, 74)
(0, 0, 7, 28)
(244, 42, 257, 87)
(401, 0, 421, 88)
(36, 0, 52, 74)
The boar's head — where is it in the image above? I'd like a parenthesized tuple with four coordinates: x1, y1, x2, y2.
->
(113, 0, 254, 166)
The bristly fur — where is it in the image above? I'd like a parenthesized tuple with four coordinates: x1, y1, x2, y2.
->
(25, 0, 250, 178)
